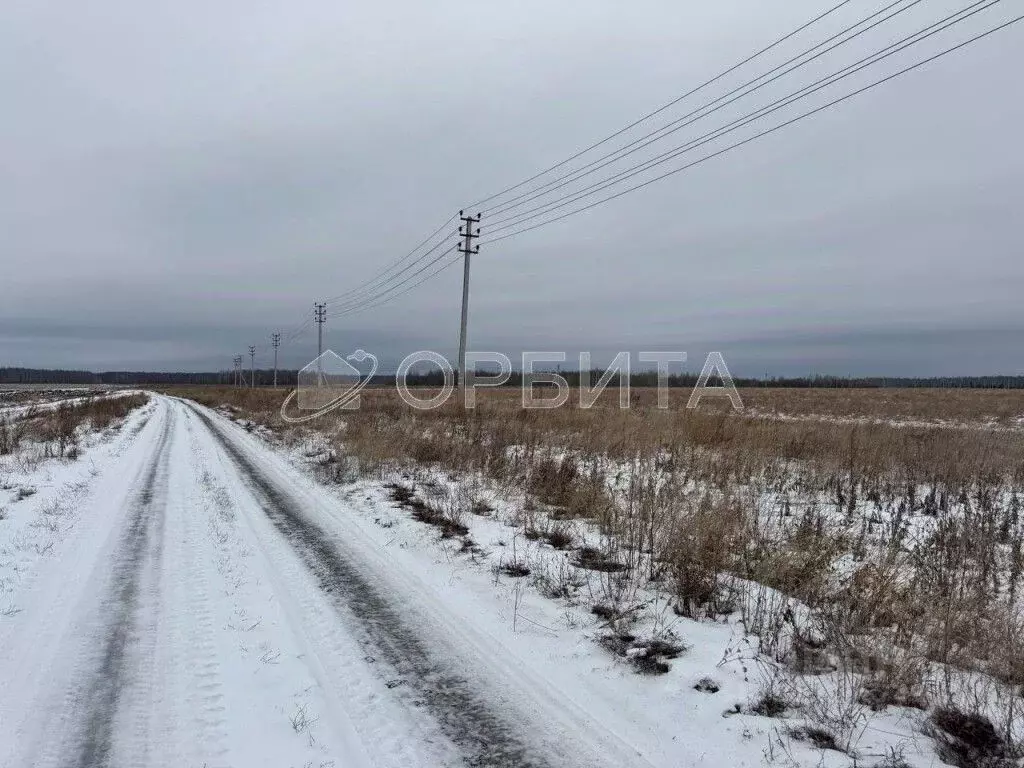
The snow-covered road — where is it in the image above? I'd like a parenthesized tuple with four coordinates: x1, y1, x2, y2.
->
(0, 396, 651, 767)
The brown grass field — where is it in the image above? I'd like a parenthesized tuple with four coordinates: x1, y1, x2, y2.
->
(164, 384, 1024, 760)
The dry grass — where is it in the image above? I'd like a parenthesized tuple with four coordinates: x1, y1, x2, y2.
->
(168, 384, 1024, 750)
(0, 393, 149, 458)
(737, 386, 1024, 426)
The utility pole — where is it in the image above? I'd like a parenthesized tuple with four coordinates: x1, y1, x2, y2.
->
(271, 332, 281, 389)
(457, 210, 481, 393)
(249, 345, 256, 388)
(233, 355, 242, 388)
(314, 303, 327, 359)
(314, 302, 327, 386)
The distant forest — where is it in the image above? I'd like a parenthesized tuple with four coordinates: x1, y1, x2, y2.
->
(2, 367, 1024, 389)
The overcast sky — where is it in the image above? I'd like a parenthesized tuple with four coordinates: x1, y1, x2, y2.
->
(2, 0, 1022, 376)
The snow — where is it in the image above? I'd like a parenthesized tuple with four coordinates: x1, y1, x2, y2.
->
(745, 407, 1024, 433)
(216, 409, 956, 767)
(0, 388, 138, 420)
(0, 395, 958, 767)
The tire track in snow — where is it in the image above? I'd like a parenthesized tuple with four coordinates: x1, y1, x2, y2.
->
(187, 407, 434, 768)
(188, 404, 554, 768)
(69, 407, 174, 768)
(176, 408, 231, 766)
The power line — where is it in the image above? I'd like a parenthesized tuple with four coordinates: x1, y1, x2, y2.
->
(326, 235, 456, 312)
(278, 224, 454, 344)
(464, 0, 857, 211)
(325, 244, 460, 318)
(327, 252, 465, 320)
(271, 0, 858, 329)
(268, 1, 886, 326)
(315, 0, 987, 319)
(272, 215, 456, 344)
(482, 0, 929, 221)
(480, 8, 1022, 247)
(283, 315, 313, 343)
(322, 1, 1009, 320)
(259, 1, 1019, 333)
(483, 0, 1004, 237)
(484, 0, 1000, 235)
(321, 213, 458, 305)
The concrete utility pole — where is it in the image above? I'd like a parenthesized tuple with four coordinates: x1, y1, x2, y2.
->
(457, 210, 481, 393)
(314, 302, 327, 386)
(249, 345, 256, 388)
(271, 332, 281, 389)
(233, 355, 243, 388)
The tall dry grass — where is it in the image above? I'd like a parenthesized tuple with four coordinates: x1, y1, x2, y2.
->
(0, 393, 149, 459)
(171, 384, 1024, 753)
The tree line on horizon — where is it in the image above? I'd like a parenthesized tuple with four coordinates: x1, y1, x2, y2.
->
(2, 366, 1024, 389)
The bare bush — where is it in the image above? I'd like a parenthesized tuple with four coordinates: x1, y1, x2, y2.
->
(10, 393, 148, 461)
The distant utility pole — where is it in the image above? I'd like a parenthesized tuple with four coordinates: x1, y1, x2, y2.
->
(314, 303, 327, 359)
(457, 210, 481, 393)
(271, 332, 281, 389)
(249, 345, 256, 388)
(233, 355, 243, 387)
(314, 302, 327, 386)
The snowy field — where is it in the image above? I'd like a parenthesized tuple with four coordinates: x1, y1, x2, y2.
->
(0, 392, 1018, 767)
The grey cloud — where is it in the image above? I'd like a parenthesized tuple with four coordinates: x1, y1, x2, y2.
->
(1, 0, 1021, 375)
